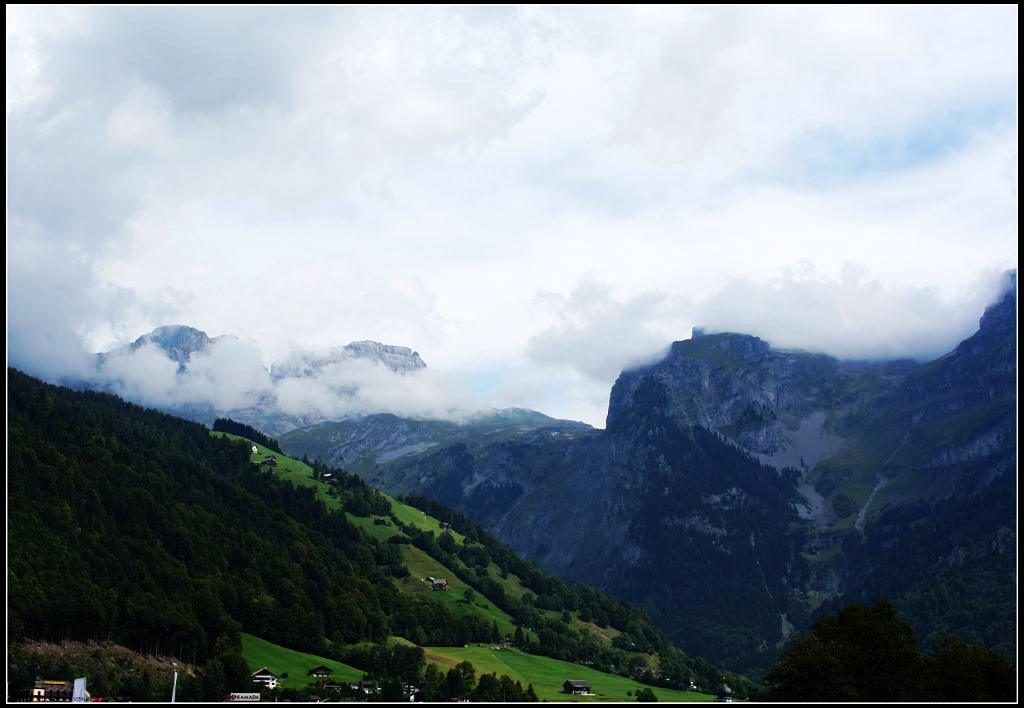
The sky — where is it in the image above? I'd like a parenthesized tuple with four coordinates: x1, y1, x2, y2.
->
(6, 5, 1018, 427)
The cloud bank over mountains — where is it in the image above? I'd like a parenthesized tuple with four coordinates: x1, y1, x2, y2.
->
(83, 327, 476, 431)
(7, 6, 1017, 426)
(526, 267, 1014, 390)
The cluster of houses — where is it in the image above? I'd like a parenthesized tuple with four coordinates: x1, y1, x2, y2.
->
(251, 665, 361, 693)
(249, 666, 421, 699)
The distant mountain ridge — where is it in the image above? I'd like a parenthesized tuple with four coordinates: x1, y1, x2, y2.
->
(280, 409, 591, 472)
(97, 325, 426, 375)
(87, 326, 584, 440)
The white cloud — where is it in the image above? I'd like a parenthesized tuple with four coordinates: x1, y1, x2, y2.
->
(89, 335, 476, 427)
(527, 279, 680, 381)
(692, 264, 1010, 361)
(6, 6, 1018, 427)
(273, 360, 474, 422)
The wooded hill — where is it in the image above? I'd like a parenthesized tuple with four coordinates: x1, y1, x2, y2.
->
(7, 369, 741, 700)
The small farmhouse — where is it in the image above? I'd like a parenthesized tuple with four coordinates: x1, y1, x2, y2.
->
(440, 521, 452, 532)
(563, 680, 591, 695)
(431, 578, 449, 591)
(308, 665, 333, 679)
(251, 444, 259, 454)
(251, 667, 277, 690)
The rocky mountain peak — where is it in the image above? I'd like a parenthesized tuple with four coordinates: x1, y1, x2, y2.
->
(126, 324, 215, 364)
(343, 340, 427, 372)
(270, 340, 427, 380)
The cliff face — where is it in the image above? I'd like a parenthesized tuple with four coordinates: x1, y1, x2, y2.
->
(348, 274, 1017, 670)
(606, 330, 914, 468)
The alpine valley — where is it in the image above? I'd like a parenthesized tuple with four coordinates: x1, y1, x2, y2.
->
(49, 272, 1016, 676)
(278, 272, 1018, 672)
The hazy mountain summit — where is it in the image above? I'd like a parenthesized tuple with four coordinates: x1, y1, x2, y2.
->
(96, 324, 231, 368)
(271, 340, 427, 379)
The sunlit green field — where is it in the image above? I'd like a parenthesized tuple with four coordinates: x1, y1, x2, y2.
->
(213, 432, 462, 541)
(240, 633, 363, 690)
(218, 432, 650, 669)
(396, 546, 519, 636)
(420, 645, 716, 702)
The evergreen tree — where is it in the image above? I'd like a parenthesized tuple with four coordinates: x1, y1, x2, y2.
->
(765, 601, 923, 701)
(636, 686, 658, 702)
(514, 626, 526, 648)
(381, 677, 403, 701)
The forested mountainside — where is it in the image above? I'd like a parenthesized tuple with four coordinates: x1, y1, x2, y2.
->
(7, 369, 736, 700)
(284, 273, 1017, 672)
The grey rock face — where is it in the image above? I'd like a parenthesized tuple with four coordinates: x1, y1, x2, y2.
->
(271, 340, 427, 379)
(97, 324, 230, 369)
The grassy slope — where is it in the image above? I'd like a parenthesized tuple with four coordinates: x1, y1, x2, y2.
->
(240, 633, 363, 689)
(419, 645, 715, 702)
(213, 433, 533, 640)
(215, 432, 675, 688)
(212, 432, 341, 509)
(213, 431, 462, 541)
(396, 546, 518, 636)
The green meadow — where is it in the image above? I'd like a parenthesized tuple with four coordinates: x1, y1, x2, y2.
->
(240, 633, 363, 690)
(219, 431, 696, 699)
(420, 645, 716, 702)
(396, 546, 519, 636)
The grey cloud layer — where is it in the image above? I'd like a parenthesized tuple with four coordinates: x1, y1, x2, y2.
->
(7, 6, 1018, 426)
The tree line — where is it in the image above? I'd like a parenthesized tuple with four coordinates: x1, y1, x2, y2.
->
(212, 417, 283, 453)
(765, 600, 1015, 702)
